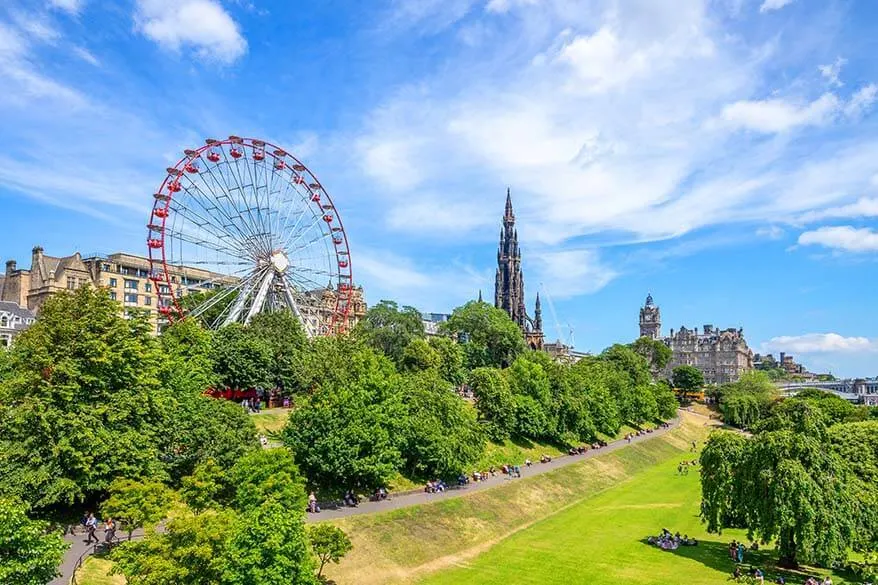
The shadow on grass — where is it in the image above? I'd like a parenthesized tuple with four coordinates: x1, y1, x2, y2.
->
(639, 538, 856, 584)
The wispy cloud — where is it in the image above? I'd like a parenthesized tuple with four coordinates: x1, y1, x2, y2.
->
(531, 249, 618, 300)
(818, 57, 846, 87)
(48, 0, 85, 15)
(796, 197, 878, 224)
(762, 333, 878, 354)
(759, 0, 795, 13)
(797, 226, 878, 253)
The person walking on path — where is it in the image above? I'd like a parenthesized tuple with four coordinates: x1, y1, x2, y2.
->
(84, 513, 98, 545)
(737, 542, 745, 564)
(104, 517, 117, 543)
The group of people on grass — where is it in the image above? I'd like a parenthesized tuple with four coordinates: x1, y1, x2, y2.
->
(647, 528, 698, 551)
(677, 460, 698, 475)
(424, 479, 448, 493)
(733, 565, 834, 585)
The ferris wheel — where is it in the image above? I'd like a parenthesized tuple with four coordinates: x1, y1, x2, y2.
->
(146, 136, 353, 336)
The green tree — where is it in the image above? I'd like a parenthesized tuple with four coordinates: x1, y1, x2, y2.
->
(0, 288, 169, 509)
(308, 523, 353, 579)
(672, 365, 704, 400)
(0, 498, 67, 585)
(180, 458, 228, 513)
(468, 367, 516, 440)
(401, 338, 441, 372)
(159, 318, 215, 395)
(282, 345, 405, 491)
(228, 449, 308, 513)
(440, 301, 525, 369)
(179, 287, 238, 328)
(652, 380, 679, 420)
(247, 311, 310, 395)
(355, 300, 424, 366)
(210, 323, 273, 390)
(398, 372, 485, 479)
(699, 431, 748, 532)
(716, 371, 777, 428)
(102, 479, 175, 540)
(428, 336, 466, 385)
(630, 336, 672, 376)
(701, 419, 858, 568)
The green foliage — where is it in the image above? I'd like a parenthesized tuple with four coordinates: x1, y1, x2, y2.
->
(308, 523, 353, 578)
(672, 365, 704, 397)
(247, 311, 310, 395)
(229, 449, 308, 512)
(210, 323, 273, 390)
(180, 459, 228, 513)
(428, 336, 466, 385)
(282, 343, 405, 491)
(717, 371, 777, 428)
(159, 318, 215, 394)
(0, 288, 169, 509)
(652, 380, 679, 420)
(829, 421, 878, 551)
(602, 344, 652, 388)
(102, 479, 174, 539)
(179, 287, 237, 328)
(792, 388, 863, 425)
(398, 373, 485, 479)
(630, 336, 672, 374)
(401, 338, 441, 372)
(701, 420, 859, 568)
(356, 300, 424, 367)
(440, 301, 525, 369)
(468, 367, 516, 441)
(0, 497, 67, 585)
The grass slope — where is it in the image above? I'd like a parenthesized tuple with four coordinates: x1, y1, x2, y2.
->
(251, 408, 291, 437)
(325, 413, 707, 585)
(74, 557, 125, 585)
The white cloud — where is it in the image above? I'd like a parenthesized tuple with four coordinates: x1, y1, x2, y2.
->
(72, 46, 100, 66)
(48, 0, 84, 14)
(797, 225, 878, 252)
(756, 225, 785, 239)
(384, 0, 478, 32)
(531, 249, 618, 300)
(818, 57, 846, 87)
(762, 333, 878, 354)
(796, 197, 878, 223)
(843, 84, 878, 119)
(718, 93, 840, 133)
(485, 0, 538, 14)
(134, 0, 247, 65)
(759, 0, 795, 13)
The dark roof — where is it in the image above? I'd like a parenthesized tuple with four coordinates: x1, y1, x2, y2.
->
(0, 301, 35, 331)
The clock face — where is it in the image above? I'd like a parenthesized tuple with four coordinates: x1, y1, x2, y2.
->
(644, 314, 652, 322)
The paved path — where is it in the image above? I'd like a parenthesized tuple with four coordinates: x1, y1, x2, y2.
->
(52, 416, 681, 584)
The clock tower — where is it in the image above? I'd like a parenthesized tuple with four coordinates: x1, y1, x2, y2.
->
(639, 293, 661, 340)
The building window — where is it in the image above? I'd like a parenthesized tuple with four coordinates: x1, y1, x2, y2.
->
(143, 295, 152, 306)
(109, 291, 117, 301)
(102, 263, 111, 271)
(145, 283, 152, 293)
(0, 316, 6, 328)
(109, 278, 117, 287)
(124, 293, 138, 304)
(124, 279, 138, 291)
(67, 276, 76, 290)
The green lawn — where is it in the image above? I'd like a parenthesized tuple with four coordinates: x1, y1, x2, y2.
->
(74, 557, 126, 585)
(417, 443, 852, 585)
(251, 408, 291, 437)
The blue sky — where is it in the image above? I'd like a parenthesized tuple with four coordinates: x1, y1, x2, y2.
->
(1, 0, 877, 376)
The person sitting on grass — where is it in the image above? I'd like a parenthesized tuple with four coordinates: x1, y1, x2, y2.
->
(512, 465, 521, 478)
(525, 458, 532, 467)
(425, 481, 435, 493)
(343, 490, 358, 507)
(458, 473, 468, 486)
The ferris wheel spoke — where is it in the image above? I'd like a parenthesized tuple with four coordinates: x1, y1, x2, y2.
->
(288, 230, 334, 256)
(275, 182, 314, 247)
(163, 225, 254, 260)
(285, 268, 333, 294)
(282, 213, 326, 252)
(179, 170, 261, 254)
(232, 153, 274, 253)
(222, 265, 271, 327)
(198, 159, 271, 257)
(167, 198, 248, 254)
(188, 274, 254, 319)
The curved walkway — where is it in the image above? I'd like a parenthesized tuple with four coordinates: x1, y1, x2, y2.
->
(52, 416, 681, 584)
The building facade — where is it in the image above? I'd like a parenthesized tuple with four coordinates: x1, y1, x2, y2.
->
(639, 294, 754, 384)
(0, 301, 35, 347)
(494, 189, 544, 350)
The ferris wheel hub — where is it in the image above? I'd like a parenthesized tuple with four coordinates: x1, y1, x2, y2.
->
(270, 250, 290, 273)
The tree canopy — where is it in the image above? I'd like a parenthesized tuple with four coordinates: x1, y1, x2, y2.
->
(439, 301, 525, 369)
(0, 498, 67, 585)
(671, 365, 704, 399)
(355, 300, 424, 367)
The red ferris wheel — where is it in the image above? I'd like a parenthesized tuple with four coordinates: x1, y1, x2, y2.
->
(146, 136, 353, 336)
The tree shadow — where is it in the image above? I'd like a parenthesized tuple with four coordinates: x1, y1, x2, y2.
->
(638, 538, 854, 584)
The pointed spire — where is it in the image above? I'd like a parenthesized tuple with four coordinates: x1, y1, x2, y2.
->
(504, 187, 514, 221)
(478, 289, 483, 303)
(535, 292, 541, 309)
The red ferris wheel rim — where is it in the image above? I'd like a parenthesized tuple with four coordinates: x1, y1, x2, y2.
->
(145, 135, 354, 333)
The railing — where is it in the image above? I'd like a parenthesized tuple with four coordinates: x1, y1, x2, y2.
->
(68, 532, 144, 585)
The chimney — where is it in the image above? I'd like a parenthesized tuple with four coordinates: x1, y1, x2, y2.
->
(5, 260, 15, 273)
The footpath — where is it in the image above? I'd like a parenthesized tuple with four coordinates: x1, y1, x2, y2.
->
(52, 415, 681, 584)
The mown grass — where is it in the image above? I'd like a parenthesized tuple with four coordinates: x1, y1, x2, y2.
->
(250, 408, 291, 437)
(73, 557, 125, 585)
(325, 412, 710, 585)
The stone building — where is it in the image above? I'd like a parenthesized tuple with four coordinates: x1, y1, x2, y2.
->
(0, 301, 35, 347)
(494, 189, 544, 350)
(638, 294, 753, 384)
(297, 285, 367, 334)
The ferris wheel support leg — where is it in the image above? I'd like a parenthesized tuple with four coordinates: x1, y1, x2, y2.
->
(245, 271, 275, 325)
(223, 271, 262, 327)
(280, 277, 313, 339)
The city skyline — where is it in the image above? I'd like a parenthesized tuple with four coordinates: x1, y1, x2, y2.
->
(1, 0, 877, 377)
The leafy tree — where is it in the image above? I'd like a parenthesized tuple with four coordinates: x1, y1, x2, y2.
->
(513, 394, 553, 439)
(699, 431, 748, 531)
(247, 311, 310, 395)
(602, 344, 652, 388)
(401, 338, 441, 372)
(102, 479, 175, 540)
(180, 287, 238, 328)
(829, 421, 878, 551)
(355, 300, 424, 366)
(0, 288, 170, 509)
(652, 380, 679, 420)
(440, 301, 525, 369)
(570, 359, 622, 436)
(428, 336, 466, 385)
(228, 449, 308, 513)
(308, 524, 353, 579)
(792, 388, 863, 425)
(210, 323, 273, 390)
(672, 365, 704, 399)
(282, 345, 405, 491)
(180, 459, 228, 513)
(701, 420, 858, 568)
(398, 372, 485, 479)
(720, 392, 763, 428)
(468, 367, 516, 441)
(0, 498, 67, 585)
(716, 371, 777, 428)
(159, 318, 215, 395)
(630, 336, 672, 375)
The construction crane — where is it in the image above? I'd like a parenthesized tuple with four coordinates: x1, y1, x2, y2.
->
(539, 283, 573, 347)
